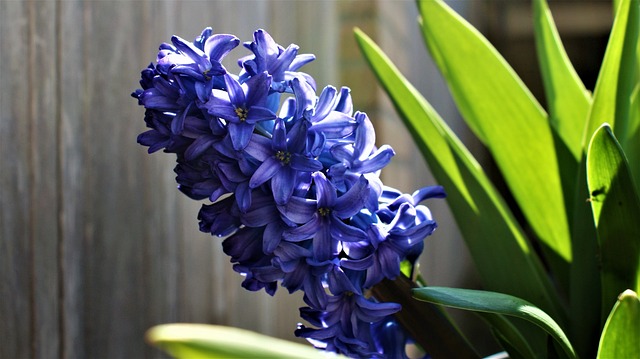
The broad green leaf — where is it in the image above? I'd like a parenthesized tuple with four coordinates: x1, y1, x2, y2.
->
(478, 312, 538, 359)
(533, 0, 591, 163)
(623, 85, 640, 195)
(146, 324, 331, 359)
(597, 290, 640, 359)
(567, 3, 639, 355)
(413, 287, 576, 359)
(372, 276, 480, 358)
(354, 28, 565, 324)
(586, 124, 640, 319)
(417, 0, 572, 268)
(583, 0, 639, 142)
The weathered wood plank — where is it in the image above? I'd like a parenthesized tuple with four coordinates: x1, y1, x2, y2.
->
(0, 0, 33, 357)
(29, 0, 61, 357)
(58, 0, 89, 357)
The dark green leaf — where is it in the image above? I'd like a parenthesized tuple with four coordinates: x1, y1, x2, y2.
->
(413, 287, 576, 359)
(586, 124, 640, 319)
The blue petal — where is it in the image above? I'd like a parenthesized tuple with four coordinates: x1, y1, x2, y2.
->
(244, 134, 272, 161)
(245, 106, 277, 124)
(245, 72, 271, 107)
(313, 86, 337, 121)
(205, 33, 240, 62)
(289, 53, 316, 72)
(334, 87, 353, 115)
(330, 216, 368, 242)
(310, 112, 357, 138)
(313, 220, 334, 261)
(353, 112, 376, 160)
(171, 35, 210, 72)
(333, 176, 369, 218)
(249, 156, 281, 188)
(290, 155, 322, 172)
(412, 185, 446, 203)
(228, 121, 255, 150)
(279, 196, 317, 224)
(313, 172, 337, 208)
(223, 74, 246, 105)
(285, 217, 320, 241)
(292, 76, 316, 119)
(355, 145, 395, 174)
(184, 136, 216, 160)
(271, 166, 297, 205)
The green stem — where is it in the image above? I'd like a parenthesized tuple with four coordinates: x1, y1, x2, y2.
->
(371, 275, 480, 359)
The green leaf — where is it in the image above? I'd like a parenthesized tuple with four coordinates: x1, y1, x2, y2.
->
(478, 312, 538, 359)
(417, 0, 572, 268)
(354, 28, 565, 324)
(583, 0, 639, 142)
(146, 324, 331, 359)
(586, 124, 640, 319)
(413, 287, 576, 359)
(597, 290, 640, 359)
(533, 0, 591, 163)
(622, 85, 640, 195)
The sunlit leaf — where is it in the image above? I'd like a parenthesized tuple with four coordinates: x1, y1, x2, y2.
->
(597, 290, 640, 358)
(417, 0, 572, 269)
(413, 287, 576, 359)
(146, 324, 332, 359)
(586, 124, 640, 319)
(583, 0, 639, 142)
(354, 28, 564, 324)
(533, 0, 591, 163)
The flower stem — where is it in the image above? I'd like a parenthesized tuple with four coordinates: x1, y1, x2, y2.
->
(371, 275, 480, 359)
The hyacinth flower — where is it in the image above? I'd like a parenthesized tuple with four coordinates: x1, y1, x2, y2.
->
(133, 27, 445, 358)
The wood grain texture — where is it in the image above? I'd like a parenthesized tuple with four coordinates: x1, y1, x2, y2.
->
(1, 1, 345, 357)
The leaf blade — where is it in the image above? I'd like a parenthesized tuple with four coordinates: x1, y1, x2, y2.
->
(586, 124, 640, 319)
(413, 287, 576, 359)
(583, 0, 639, 142)
(354, 28, 565, 324)
(146, 324, 331, 359)
(533, 0, 592, 162)
(597, 290, 640, 359)
(417, 0, 572, 266)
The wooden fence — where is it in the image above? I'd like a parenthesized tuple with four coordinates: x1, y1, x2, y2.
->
(0, 0, 491, 358)
(0, 1, 347, 358)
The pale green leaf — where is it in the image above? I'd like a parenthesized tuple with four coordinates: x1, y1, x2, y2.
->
(354, 28, 564, 324)
(597, 290, 640, 359)
(533, 0, 591, 163)
(622, 85, 640, 195)
(583, 0, 639, 142)
(586, 124, 640, 319)
(413, 287, 576, 359)
(146, 324, 332, 359)
(417, 0, 571, 266)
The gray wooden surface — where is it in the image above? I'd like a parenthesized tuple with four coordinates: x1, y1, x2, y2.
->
(0, 0, 502, 357)
(0, 1, 342, 358)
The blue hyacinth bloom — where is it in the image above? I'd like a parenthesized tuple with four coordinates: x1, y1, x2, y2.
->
(134, 27, 444, 359)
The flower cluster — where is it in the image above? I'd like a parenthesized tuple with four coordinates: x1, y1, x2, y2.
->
(133, 27, 444, 358)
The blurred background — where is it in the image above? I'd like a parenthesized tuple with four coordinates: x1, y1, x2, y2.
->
(0, 0, 611, 358)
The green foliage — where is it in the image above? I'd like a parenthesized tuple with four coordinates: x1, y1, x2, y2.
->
(597, 290, 640, 359)
(587, 124, 640, 318)
(356, 0, 640, 358)
(146, 324, 336, 359)
(413, 287, 576, 359)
